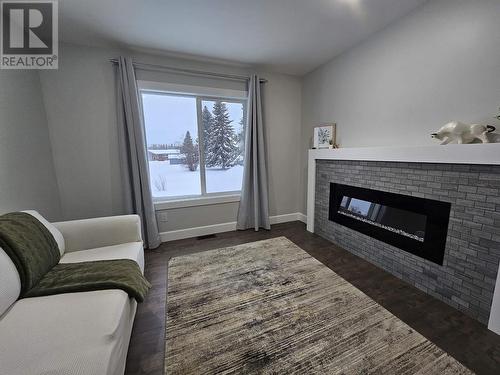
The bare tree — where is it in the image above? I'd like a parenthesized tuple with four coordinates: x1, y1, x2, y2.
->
(153, 175, 167, 191)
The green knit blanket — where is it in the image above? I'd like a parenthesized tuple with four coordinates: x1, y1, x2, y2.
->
(0, 212, 60, 293)
(24, 259, 151, 302)
(0, 212, 151, 302)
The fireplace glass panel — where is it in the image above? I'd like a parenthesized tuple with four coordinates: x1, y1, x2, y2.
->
(329, 183, 451, 265)
(338, 196, 427, 242)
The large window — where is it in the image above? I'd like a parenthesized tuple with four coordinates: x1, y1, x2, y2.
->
(141, 86, 246, 200)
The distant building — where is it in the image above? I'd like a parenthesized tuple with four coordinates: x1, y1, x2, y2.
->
(147, 149, 180, 161)
(168, 153, 185, 165)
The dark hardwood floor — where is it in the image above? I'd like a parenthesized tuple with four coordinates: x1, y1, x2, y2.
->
(125, 221, 500, 375)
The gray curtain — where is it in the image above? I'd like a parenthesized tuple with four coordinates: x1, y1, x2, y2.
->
(236, 75, 270, 231)
(116, 56, 161, 249)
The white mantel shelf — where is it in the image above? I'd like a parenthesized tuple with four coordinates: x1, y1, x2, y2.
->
(306, 143, 500, 233)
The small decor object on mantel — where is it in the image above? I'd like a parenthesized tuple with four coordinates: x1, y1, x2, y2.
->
(431, 121, 496, 145)
(329, 139, 340, 149)
(313, 124, 336, 149)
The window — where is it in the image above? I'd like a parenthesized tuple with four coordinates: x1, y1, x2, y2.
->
(140, 83, 246, 201)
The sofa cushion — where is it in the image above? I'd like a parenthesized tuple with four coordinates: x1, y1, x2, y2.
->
(0, 290, 136, 375)
(60, 241, 145, 273)
(0, 248, 21, 317)
(23, 210, 65, 255)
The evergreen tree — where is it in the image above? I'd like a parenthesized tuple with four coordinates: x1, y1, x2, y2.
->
(180, 131, 199, 171)
(205, 101, 239, 169)
(236, 105, 247, 165)
(201, 105, 214, 154)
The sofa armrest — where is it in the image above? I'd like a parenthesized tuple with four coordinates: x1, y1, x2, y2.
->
(53, 215, 142, 252)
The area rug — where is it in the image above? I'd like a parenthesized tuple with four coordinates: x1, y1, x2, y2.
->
(165, 237, 473, 374)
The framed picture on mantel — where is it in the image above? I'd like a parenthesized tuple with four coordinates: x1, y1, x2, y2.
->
(313, 124, 336, 149)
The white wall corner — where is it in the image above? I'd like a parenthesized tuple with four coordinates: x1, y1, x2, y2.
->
(297, 213, 307, 223)
(488, 261, 500, 335)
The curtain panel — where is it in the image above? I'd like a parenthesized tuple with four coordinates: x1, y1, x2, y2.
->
(236, 75, 270, 231)
(116, 57, 160, 249)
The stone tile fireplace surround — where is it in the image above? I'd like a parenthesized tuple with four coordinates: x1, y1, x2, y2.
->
(307, 144, 500, 329)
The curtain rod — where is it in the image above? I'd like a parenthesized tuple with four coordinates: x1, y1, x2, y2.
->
(109, 58, 267, 83)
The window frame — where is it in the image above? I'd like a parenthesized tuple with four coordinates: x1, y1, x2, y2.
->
(138, 82, 247, 205)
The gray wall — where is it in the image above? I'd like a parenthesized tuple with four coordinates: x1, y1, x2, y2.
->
(39, 43, 302, 231)
(159, 203, 238, 232)
(0, 70, 61, 220)
(39, 44, 126, 221)
(300, 0, 500, 213)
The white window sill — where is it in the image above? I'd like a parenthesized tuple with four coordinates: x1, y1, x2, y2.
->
(154, 194, 241, 210)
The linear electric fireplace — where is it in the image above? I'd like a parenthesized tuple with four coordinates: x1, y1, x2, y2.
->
(329, 183, 451, 265)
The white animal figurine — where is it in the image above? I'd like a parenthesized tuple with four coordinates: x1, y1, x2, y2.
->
(431, 121, 496, 145)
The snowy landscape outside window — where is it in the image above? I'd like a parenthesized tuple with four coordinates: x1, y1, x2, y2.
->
(141, 90, 246, 200)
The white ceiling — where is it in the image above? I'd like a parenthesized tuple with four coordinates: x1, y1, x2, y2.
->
(59, 0, 428, 75)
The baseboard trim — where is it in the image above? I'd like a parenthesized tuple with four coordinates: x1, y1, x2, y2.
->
(269, 213, 302, 225)
(159, 222, 237, 242)
(159, 212, 307, 243)
(297, 213, 307, 224)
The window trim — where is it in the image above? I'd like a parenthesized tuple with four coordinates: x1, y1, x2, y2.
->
(154, 193, 241, 210)
(138, 80, 247, 100)
(139, 83, 247, 204)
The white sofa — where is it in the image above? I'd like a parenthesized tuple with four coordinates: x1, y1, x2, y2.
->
(0, 212, 145, 375)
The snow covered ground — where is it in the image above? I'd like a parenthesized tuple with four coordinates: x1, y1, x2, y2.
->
(149, 161, 243, 198)
(205, 165, 244, 194)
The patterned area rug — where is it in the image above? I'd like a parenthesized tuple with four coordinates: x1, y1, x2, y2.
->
(165, 237, 473, 374)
